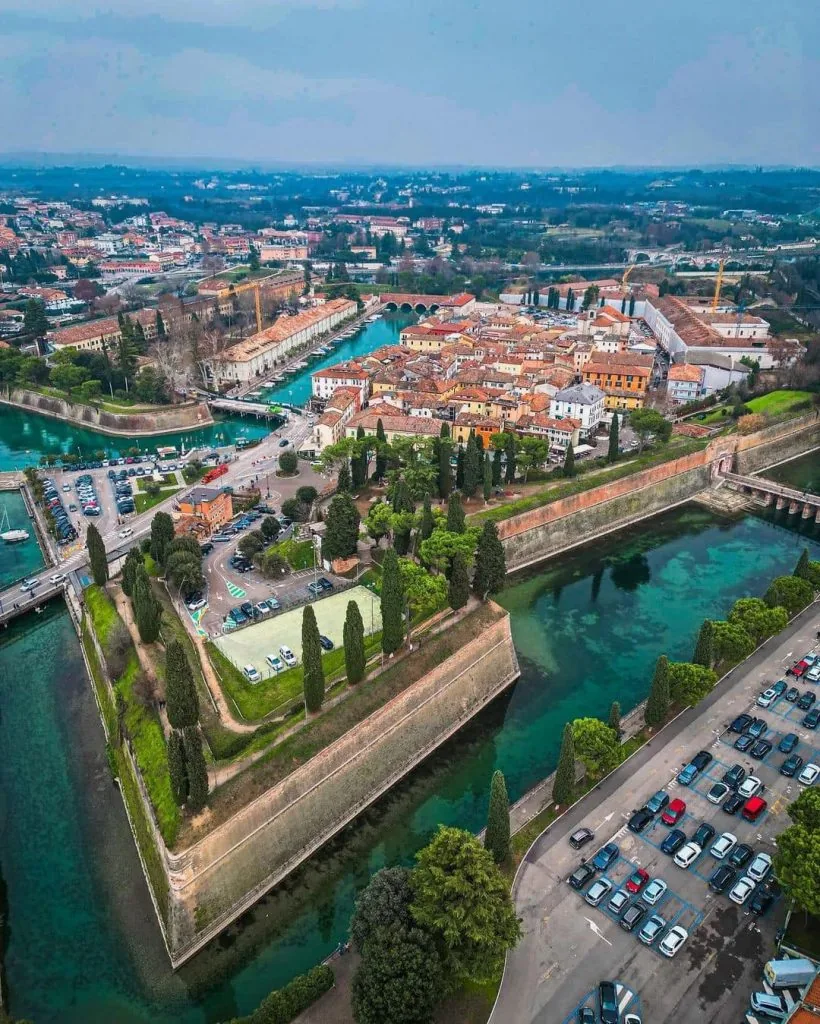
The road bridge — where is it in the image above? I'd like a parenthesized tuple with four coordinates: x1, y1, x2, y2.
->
(0, 578, 67, 627)
(721, 471, 820, 519)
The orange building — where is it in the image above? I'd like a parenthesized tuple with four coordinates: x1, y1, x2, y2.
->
(176, 486, 233, 533)
(582, 360, 650, 412)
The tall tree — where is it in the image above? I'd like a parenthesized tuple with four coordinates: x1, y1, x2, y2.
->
(446, 494, 465, 534)
(492, 447, 502, 487)
(472, 521, 506, 598)
(351, 866, 415, 952)
(155, 309, 166, 338)
(448, 551, 470, 611)
(563, 443, 576, 478)
(437, 437, 452, 498)
(607, 414, 619, 464)
(183, 727, 208, 811)
(86, 522, 109, 586)
(462, 435, 481, 497)
(116, 313, 138, 382)
(607, 701, 622, 738)
(164, 639, 199, 729)
(419, 494, 434, 541)
(410, 826, 521, 985)
(484, 770, 510, 864)
(504, 432, 516, 484)
(132, 567, 161, 643)
(150, 511, 175, 568)
(482, 451, 492, 502)
(351, 922, 444, 1024)
(121, 547, 142, 597)
(351, 425, 368, 489)
(391, 479, 415, 515)
(337, 459, 352, 494)
(322, 493, 361, 562)
(343, 599, 366, 684)
(381, 548, 405, 655)
(375, 418, 387, 481)
(23, 297, 49, 338)
(168, 730, 189, 806)
(456, 447, 465, 490)
(794, 547, 811, 580)
(692, 619, 715, 667)
(302, 605, 326, 712)
(552, 723, 576, 806)
(644, 655, 670, 726)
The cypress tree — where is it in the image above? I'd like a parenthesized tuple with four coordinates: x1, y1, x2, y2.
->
(302, 604, 326, 712)
(446, 494, 465, 534)
(794, 547, 811, 580)
(380, 548, 405, 655)
(337, 459, 352, 494)
(628, 294, 636, 316)
(462, 434, 481, 497)
(121, 547, 142, 597)
(504, 432, 517, 484)
(607, 414, 620, 464)
(692, 619, 715, 668)
(419, 493, 434, 541)
(351, 425, 368, 488)
(439, 421, 450, 439)
(456, 446, 465, 490)
(563, 443, 576, 478)
(168, 730, 189, 806)
(86, 522, 109, 587)
(472, 521, 506, 598)
(165, 639, 199, 729)
(155, 310, 166, 338)
(483, 451, 492, 501)
(132, 567, 161, 643)
(183, 727, 208, 811)
(438, 438, 452, 498)
(608, 700, 622, 738)
(645, 655, 670, 726)
(343, 600, 366, 684)
(484, 770, 510, 864)
(391, 479, 415, 515)
(448, 551, 470, 611)
(150, 511, 175, 568)
(553, 723, 576, 806)
(492, 447, 502, 486)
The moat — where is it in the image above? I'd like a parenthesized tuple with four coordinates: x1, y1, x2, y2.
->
(1, 459, 818, 1021)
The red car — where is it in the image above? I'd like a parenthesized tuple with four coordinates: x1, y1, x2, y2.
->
(661, 798, 686, 825)
(790, 660, 810, 677)
(625, 867, 649, 894)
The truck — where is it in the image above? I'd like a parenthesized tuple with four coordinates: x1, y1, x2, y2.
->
(763, 958, 817, 990)
(202, 463, 229, 485)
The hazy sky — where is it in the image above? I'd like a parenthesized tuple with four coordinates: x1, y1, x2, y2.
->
(2, 0, 818, 167)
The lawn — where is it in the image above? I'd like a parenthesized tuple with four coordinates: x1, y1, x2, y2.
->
(269, 537, 316, 571)
(746, 390, 814, 416)
(137, 474, 178, 490)
(135, 487, 180, 514)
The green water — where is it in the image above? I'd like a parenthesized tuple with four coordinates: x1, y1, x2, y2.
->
(0, 408, 271, 471)
(0, 490, 43, 589)
(764, 448, 820, 495)
(2, 490, 820, 1020)
(261, 311, 416, 407)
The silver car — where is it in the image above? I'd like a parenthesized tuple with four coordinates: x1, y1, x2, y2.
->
(638, 914, 667, 945)
(585, 878, 613, 907)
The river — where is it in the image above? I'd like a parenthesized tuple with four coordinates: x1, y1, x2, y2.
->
(0, 461, 818, 1022)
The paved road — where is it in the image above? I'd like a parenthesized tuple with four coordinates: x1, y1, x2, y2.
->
(491, 604, 820, 1024)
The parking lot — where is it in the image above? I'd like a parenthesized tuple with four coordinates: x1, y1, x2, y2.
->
(491, 608, 820, 1024)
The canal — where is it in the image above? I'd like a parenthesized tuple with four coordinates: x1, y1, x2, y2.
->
(1, 463, 818, 1021)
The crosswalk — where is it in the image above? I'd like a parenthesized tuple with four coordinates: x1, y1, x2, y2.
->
(225, 581, 246, 599)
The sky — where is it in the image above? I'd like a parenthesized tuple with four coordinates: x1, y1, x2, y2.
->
(2, 0, 819, 168)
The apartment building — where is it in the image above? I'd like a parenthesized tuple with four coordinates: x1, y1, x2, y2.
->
(311, 363, 371, 404)
(549, 383, 606, 438)
(312, 388, 360, 451)
(582, 359, 651, 412)
(48, 308, 158, 353)
(667, 363, 705, 405)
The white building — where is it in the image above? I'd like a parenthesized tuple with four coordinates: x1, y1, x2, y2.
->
(644, 296, 777, 368)
(549, 383, 606, 438)
(311, 364, 370, 404)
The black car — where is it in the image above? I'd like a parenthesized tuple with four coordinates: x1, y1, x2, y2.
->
(734, 734, 755, 752)
(729, 713, 753, 734)
(751, 739, 773, 760)
(691, 750, 713, 772)
(661, 828, 687, 855)
(803, 708, 820, 729)
(781, 755, 804, 777)
(728, 843, 754, 869)
(785, 687, 800, 703)
(693, 822, 716, 847)
(628, 808, 654, 834)
(569, 827, 595, 850)
(750, 881, 780, 916)
(200, 542, 214, 555)
(568, 863, 596, 890)
(577, 1009, 596, 1024)
(722, 764, 747, 789)
(779, 733, 799, 753)
(319, 634, 334, 651)
(620, 903, 647, 932)
(599, 982, 619, 1024)
(747, 718, 768, 739)
(797, 691, 817, 711)
(239, 601, 255, 618)
(317, 577, 334, 591)
(722, 793, 745, 815)
(708, 864, 737, 894)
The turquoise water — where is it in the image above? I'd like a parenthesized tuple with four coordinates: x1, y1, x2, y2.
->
(0, 408, 271, 472)
(2, 482, 819, 1020)
(261, 310, 416, 407)
(0, 490, 43, 589)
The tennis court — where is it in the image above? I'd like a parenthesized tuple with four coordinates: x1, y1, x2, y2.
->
(213, 585, 381, 677)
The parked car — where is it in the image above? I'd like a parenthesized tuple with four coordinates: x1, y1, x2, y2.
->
(729, 713, 753, 733)
(279, 645, 297, 667)
(568, 863, 596, 891)
(693, 822, 716, 847)
(710, 833, 738, 860)
(661, 829, 686, 855)
(728, 876, 756, 905)
(577, 1009, 596, 1024)
(780, 754, 804, 777)
(785, 687, 800, 703)
(749, 992, 786, 1019)
(778, 733, 799, 753)
(254, 601, 271, 617)
(708, 864, 737, 894)
(677, 750, 712, 785)
(265, 654, 285, 673)
(319, 634, 334, 651)
(644, 790, 669, 814)
(638, 914, 667, 946)
(728, 843, 754, 869)
(798, 691, 817, 711)
(804, 708, 820, 729)
(591, 843, 619, 871)
(742, 796, 768, 822)
(738, 776, 763, 799)
(186, 593, 207, 611)
(607, 889, 630, 915)
(798, 763, 820, 786)
(317, 577, 334, 591)
(598, 982, 619, 1024)
(240, 601, 255, 618)
(307, 581, 324, 597)
(658, 925, 688, 957)
(642, 879, 668, 906)
(749, 882, 781, 917)
(751, 739, 773, 760)
(584, 879, 613, 907)
(674, 842, 702, 869)
(620, 903, 647, 932)
(242, 664, 261, 683)
(625, 868, 649, 894)
(733, 733, 755, 753)
(661, 798, 686, 825)
(569, 827, 595, 850)
(707, 782, 730, 804)
(757, 688, 779, 708)
(747, 718, 768, 739)
(747, 853, 773, 882)
(628, 808, 654, 834)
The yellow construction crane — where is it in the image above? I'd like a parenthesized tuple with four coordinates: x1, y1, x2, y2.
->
(711, 256, 727, 311)
(621, 262, 636, 290)
(254, 284, 263, 333)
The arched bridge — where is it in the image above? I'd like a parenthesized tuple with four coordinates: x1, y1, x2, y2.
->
(721, 471, 820, 519)
(379, 292, 443, 314)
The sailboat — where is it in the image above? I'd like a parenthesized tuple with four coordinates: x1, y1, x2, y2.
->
(1, 504, 30, 544)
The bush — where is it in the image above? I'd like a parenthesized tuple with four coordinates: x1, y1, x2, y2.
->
(105, 620, 134, 679)
(281, 497, 309, 522)
(764, 575, 814, 617)
(296, 485, 318, 505)
(737, 413, 766, 434)
(278, 449, 298, 475)
(228, 964, 334, 1024)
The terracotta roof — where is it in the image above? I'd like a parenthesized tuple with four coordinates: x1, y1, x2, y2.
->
(668, 363, 704, 382)
(585, 362, 651, 378)
(347, 412, 443, 436)
(49, 308, 154, 347)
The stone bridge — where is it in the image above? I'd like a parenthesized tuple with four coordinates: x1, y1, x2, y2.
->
(721, 471, 820, 519)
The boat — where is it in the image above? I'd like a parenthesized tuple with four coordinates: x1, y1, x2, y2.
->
(0, 505, 29, 544)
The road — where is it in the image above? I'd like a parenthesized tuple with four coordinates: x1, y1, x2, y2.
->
(490, 605, 820, 1024)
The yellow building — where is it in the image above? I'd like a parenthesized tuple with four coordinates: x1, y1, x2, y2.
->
(582, 361, 650, 411)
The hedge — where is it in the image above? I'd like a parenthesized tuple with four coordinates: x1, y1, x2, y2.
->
(228, 964, 334, 1024)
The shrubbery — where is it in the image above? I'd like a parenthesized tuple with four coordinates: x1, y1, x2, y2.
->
(228, 964, 334, 1024)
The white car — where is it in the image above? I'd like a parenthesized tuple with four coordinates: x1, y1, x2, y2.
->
(674, 842, 702, 869)
(279, 645, 297, 667)
(642, 878, 668, 905)
(710, 833, 738, 860)
(118, 527, 134, 539)
(266, 654, 285, 673)
(19, 578, 40, 592)
(798, 763, 819, 786)
(658, 925, 688, 958)
(48, 573, 67, 585)
(738, 776, 763, 799)
(584, 878, 613, 907)
(729, 876, 756, 905)
(747, 852, 773, 883)
(757, 688, 777, 708)
(242, 664, 261, 683)
(186, 596, 207, 611)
